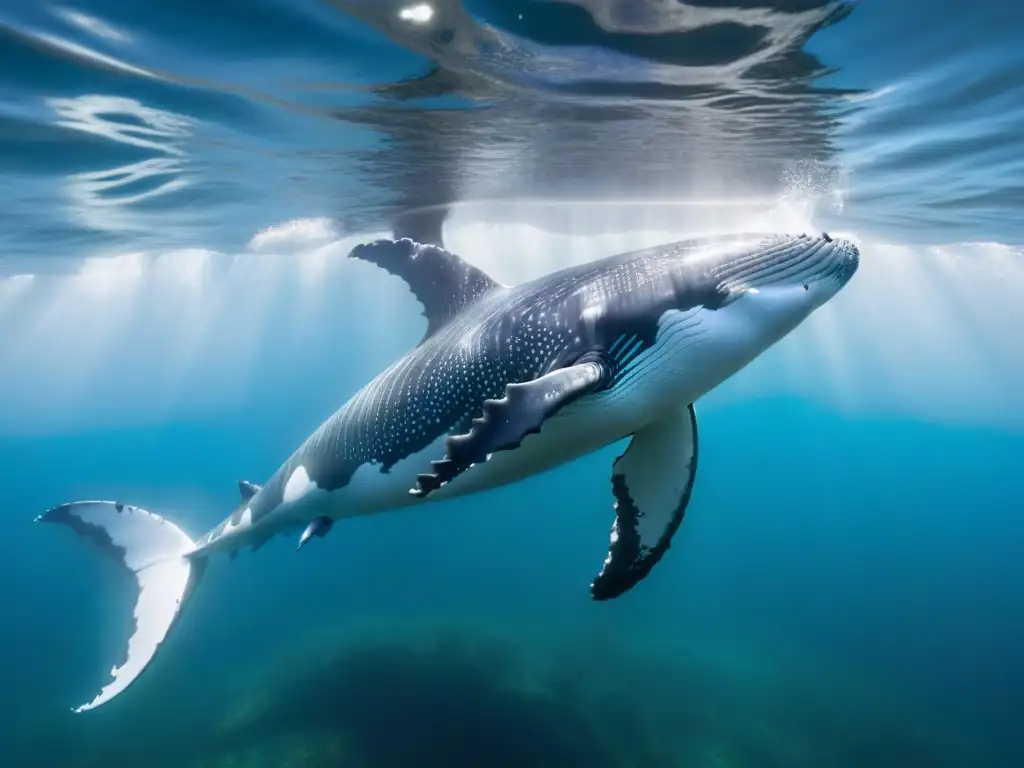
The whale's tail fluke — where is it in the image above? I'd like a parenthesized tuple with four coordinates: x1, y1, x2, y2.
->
(35, 501, 206, 712)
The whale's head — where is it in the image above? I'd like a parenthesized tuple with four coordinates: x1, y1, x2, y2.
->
(704, 232, 860, 319)
(699, 232, 860, 346)
(706, 232, 858, 353)
(609, 232, 860, 406)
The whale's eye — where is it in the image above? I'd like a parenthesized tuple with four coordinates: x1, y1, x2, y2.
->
(803, 284, 809, 291)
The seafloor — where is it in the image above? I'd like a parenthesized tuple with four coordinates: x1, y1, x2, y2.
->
(49, 620, 966, 768)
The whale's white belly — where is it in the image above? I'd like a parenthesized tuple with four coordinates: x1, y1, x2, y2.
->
(279, 388, 648, 525)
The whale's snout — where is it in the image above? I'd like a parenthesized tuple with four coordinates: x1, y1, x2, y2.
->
(713, 232, 859, 298)
(828, 235, 860, 290)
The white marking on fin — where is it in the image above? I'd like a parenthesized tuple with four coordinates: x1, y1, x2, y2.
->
(36, 501, 202, 712)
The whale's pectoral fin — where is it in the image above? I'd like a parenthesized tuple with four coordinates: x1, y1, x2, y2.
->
(349, 238, 503, 339)
(591, 403, 698, 601)
(412, 356, 612, 497)
(297, 515, 334, 551)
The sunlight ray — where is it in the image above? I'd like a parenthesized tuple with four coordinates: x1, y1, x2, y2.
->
(0, 273, 35, 321)
(1, 201, 1022, 435)
(3, 253, 147, 418)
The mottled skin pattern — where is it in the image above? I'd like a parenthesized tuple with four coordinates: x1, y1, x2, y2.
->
(194, 232, 856, 554)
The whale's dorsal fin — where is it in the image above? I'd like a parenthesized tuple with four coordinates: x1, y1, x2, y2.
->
(591, 403, 698, 600)
(238, 480, 262, 501)
(349, 238, 503, 340)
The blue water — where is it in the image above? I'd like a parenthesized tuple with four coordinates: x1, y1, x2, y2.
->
(2, 1, 1023, 765)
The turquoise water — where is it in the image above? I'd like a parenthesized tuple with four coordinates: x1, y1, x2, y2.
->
(2, 1, 1023, 766)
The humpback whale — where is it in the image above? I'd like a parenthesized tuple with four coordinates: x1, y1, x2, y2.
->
(37, 231, 859, 712)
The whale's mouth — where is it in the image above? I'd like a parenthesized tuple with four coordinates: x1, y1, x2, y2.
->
(712, 233, 859, 294)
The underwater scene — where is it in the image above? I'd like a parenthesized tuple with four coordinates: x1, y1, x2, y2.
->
(2, 1, 1023, 766)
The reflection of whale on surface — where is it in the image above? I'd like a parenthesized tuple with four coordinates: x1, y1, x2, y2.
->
(329, 0, 861, 244)
(38, 231, 859, 713)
